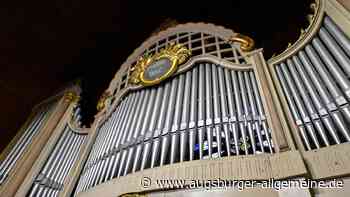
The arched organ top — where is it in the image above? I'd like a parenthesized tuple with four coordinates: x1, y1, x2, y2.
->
(75, 62, 275, 193)
(106, 23, 251, 99)
(0, 101, 57, 185)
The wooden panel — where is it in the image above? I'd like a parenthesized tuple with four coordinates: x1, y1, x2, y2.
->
(77, 151, 307, 197)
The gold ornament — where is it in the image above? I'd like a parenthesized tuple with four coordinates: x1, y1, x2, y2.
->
(129, 42, 191, 86)
(228, 33, 255, 52)
(96, 91, 112, 112)
(64, 92, 79, 103)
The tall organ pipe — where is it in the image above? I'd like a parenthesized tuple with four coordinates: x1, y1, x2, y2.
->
(132, 88, 157, 172)
(244, 71, 265, 152)
(324, 16, 350, 57)
(123, 90, 149, 175)
(279, 63, 320, 149)
(238, 71, 257, 153)
(170, 74, 185, 164)
(276, 66, 312, 150)
(211, 65, 225, 157)
(108, 93, 138, 181)
(151, 82, 171, 168)
(160, 78, 178, 166)
(0, 110, 48, 182)
(141, 85, 164, 170)
(298, 51, 350, 142)
(117, 91, 144, 177)
(189, 66, 198, 160)
(292, 56, 340, 144)
(249, 72, 273, 153)
(179, 71, 191, 162)
(224, 68, 240, 155)
(197, 64, 206, 159)
(232, 70, 249, 154)
(205, 64, 214, 157)
(285, 59, 330, 146)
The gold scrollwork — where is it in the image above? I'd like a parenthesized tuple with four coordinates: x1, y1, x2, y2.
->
(228, 33, 255, 52)
(96, 91, 112, 112)
(129, 42, 191, 86)
(64, 92, 79, 103)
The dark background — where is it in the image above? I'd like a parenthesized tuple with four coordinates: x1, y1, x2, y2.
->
(0, 0, 311, 152)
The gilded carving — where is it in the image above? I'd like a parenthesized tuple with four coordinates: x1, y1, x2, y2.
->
(129, 42, 191, 86)
(96, 91, 112, 112)
(64, 92, 79, 103)
(228, 33, 255, 52)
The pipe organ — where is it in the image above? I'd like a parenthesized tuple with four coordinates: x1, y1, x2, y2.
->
(75, 64, 275, 193)
(0, 103, 56, 185)
(1, 0, 350, 197)
(275, 16, 350, 150)
(28, 106, 87, 197)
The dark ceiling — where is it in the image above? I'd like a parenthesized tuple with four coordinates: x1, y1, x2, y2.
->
(0, 0, 311, 151)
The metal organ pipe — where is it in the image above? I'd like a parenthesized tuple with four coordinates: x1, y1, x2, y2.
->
(117, 91, 144, 177)
(244, 71, 265, 152)
(170, 74, 185, 164)
(249, 72, 273, 153)
(217, 66, 232, 156)
(205, 64, 214, 157)
(319, 27, 350, 78)
(232, 70, 249, 155)
(292, 56, 340, 144)
(86, 96, 131, 190)
(238, 71, 257, 153)
(274, 17, 350, 150)
(46, 132, 81, 196)
(305, 43, 349, 105)
(29, 120, 87, 197)
(35, 129, 76, 196)
(108, 93, 138, 181)
(122, 90, 148, 175)
(197, 64, 206, 159)
(92, 113, 117, 185)
(276, 65, 312, 150)
(141, 85, 164, 170)
(132, 88, 157, 172)
(211, 65, 223, 157)
(87, 117, 113, 188)
(102, 100, 128, 181)
(279, 63, 320, 149)
(28, 126, 70, 196)
(103, 95, 134, 183)
(299, 51, 350, 142)
(224, 68, 240, 155)
(285, 59, 330, 147)
(52, 137, 85, 197)
(151, 82, 171, 168)
(4, 111, 45, 166)
(123, 89, 150, 175)
(98, 105, 125, 182)
(160, 78, 178, 166)
(305, 45, 349, 114)
(179, 71, 191, 162)
(189, 66, 198, 160)
(0, 109, 49, 183)
(316, 29, 350, 124)
(324, 16, 350, 57)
